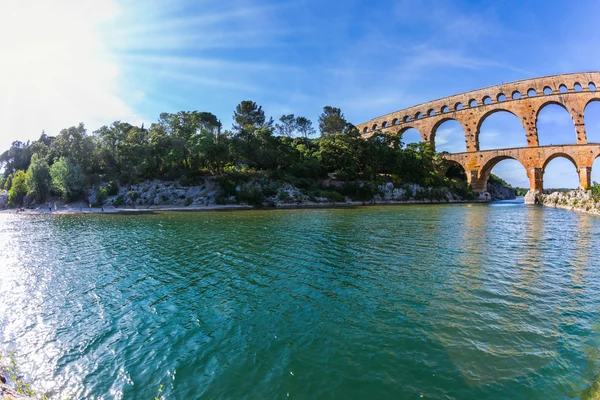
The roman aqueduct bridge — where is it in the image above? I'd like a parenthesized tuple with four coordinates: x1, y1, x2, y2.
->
(355, 72, 600, 201)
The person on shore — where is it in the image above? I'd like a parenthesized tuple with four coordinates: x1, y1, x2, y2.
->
(79, 202, 83, 212)
(48, 203, 52, 212)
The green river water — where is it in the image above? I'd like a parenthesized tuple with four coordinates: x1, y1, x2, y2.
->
(1, 200, 600, 399)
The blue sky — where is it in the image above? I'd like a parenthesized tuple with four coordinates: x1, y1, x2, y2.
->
(2, 0, 600, 188)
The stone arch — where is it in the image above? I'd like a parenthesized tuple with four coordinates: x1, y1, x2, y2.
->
(559, 84, 568, 93)
(415, 112, 423, 119)
(382, 121, 388, 128)
(363, 127, 369, 133)
(398, 126, 423, 144)
(372, 123, 379, 131)
(403, 115, 411, 123)
(440, 159, 468, 180)
(574, 82, 583, 92)
(441, 105, 449, 113)
(542, 152, 578, 171)
(478, 155, 528, 192)
(584, 98, 600, 143)
(392, 118, 399, 125)
(527, 88, 537, 97)
(476, 108, 528, 150)
(469, 99, 478, 107)
(536, 101, 576, 145)
(589, 82, 597, 91)
(543, 153, 580, 189)
(482, 96, 492, 105)
(512, 90, 522, 99)
(427, 109, 435, 117)
(497, 93, 507, 102)
(455, 102, 463, 111)
(543, 86, 553, 95)
(431, 118, 467, 153)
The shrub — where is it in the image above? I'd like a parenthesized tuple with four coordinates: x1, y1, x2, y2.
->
(113, 195, 124, 207)
(106, 180, 119, 196)
(215, 195, 229, 205)
(95, 187, 108, 206)
(129, 191, 139, 202)
(278, 189, 292, 203)
(236, 185, 264, 206)
(185, 197, 193, 206)
(8, 170, 28, 206)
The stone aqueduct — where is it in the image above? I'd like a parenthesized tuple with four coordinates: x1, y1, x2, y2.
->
(356, 72, 600, 199)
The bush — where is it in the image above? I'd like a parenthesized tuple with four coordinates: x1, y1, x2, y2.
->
(129, 191, 139, 202)
(106, 180, 119, 196)
(215, 195, 229, 205)
(95, 187, 108, 206)
(185, 197, 193, 206)
(113, 195, 124, 207)
(8, 170, 28, 206)
(278, 189, 292, 203)
(236, 185, 264, 206)
(325, 190, 345, 203)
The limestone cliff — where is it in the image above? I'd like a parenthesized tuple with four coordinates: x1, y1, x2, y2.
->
(540, 190, 600, 216)
(486, 182, 516, 200)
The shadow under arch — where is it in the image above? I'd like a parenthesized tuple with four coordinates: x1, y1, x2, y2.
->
(438, 158, 467, 180)
(479, 156, 528, 187)
(477, 109, 527, 151)
(431, 118, 467, 153)
(398, 126, 423, 148)
(584, 98, 600, 143)
(543, 154, 579, 189)
(536, 101, 576, 146)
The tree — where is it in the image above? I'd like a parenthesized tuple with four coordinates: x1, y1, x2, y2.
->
(275, 114, 296, 137)
(8, 170, 28, 206)
(233, 101, 270, 132)
(296, 117, 316, 145)
(25, 154, 51, 202)
(50, 158, 84, 201)
(318, 106, 352, 136)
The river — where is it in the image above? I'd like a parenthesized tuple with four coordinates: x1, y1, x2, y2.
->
(1, 200, 600, 399)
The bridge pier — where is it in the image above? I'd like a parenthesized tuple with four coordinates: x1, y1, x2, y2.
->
(466, 170, 487, 192)
(524, 167, 544, 205)
(579, 166, 592, 190)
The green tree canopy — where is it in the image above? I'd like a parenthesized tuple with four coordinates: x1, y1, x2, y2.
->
(50, 158, 85, 201)
(25, 154, 51, 202)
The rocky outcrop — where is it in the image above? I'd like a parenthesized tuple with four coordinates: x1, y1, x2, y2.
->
(540, 190, 600, 215)
(486, 182, 516, 200)
(0, 192, 7, 209)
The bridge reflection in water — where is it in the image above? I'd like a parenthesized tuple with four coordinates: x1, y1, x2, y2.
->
(357, 72, 600, 202)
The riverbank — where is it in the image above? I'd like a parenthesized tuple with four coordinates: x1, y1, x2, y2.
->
(540, 189, 600, 216)
(0, 197, 492, 215)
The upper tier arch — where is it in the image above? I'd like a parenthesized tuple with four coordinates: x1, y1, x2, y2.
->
(357, 72, 600, 153)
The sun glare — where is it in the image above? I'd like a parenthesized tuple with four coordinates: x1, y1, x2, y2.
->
(0, 0, 133, 150)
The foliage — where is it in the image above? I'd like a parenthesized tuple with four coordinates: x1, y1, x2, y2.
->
(8, 170, 28, 206)
(50, 158, 84, 201)
(95, 187, 108, 206)
(591, 181, 600, 201)
(25, 154, 51, 202)
(106, 180, 119, 196)
(0, 100, 486, 208)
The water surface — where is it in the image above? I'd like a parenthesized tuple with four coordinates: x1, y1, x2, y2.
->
(1, 202, 600, 399)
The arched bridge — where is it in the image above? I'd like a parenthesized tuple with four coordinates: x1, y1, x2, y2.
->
(356, 72, 600, 201)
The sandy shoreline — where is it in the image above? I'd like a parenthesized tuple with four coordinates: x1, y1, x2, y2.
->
(0, 199, 491, 215)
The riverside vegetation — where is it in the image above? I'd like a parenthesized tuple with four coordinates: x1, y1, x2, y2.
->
(0, 101, 497, 210)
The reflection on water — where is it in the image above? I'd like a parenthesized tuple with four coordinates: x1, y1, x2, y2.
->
(0, 203, 600, 399)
